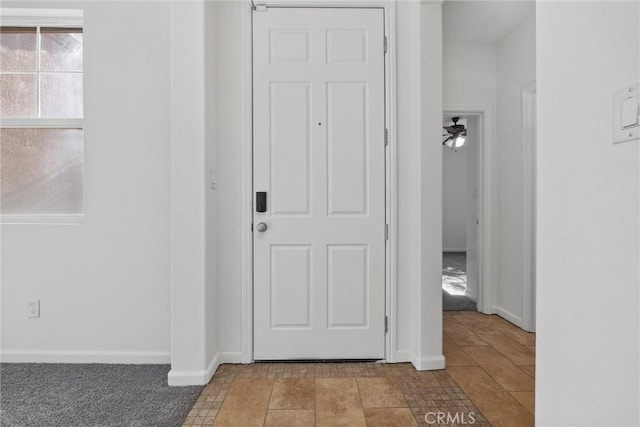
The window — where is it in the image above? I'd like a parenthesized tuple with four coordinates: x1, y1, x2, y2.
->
(0, 10, 83, 222)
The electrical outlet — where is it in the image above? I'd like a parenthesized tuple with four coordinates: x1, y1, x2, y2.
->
(28, 300, 40, 318)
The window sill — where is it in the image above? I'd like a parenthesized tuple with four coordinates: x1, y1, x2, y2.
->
(1, 214, 84, 225)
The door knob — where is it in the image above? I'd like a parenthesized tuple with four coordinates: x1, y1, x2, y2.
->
(256, 222, 268, 232)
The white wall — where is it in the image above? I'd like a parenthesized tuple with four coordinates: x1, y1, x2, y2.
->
(495, 12, 536, 326)
(213, 0, 244, 360)
(1, 1, 173, 363)
(168, 1, 219, 385)
(537, 2, 639, 425)
(465, 116, 479, 301)
(442, 127, 468, 252)
(443, 43, 497, 109)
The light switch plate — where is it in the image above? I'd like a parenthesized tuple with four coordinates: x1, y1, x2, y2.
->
(613, 83, 639, 144)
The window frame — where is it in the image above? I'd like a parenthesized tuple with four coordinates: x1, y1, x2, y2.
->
(0, 9, 84, 224)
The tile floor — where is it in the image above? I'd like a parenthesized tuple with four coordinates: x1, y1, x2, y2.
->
(182, 311, 535, 426)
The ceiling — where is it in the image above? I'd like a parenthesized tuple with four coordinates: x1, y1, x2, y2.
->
(443, 1, 535, 44)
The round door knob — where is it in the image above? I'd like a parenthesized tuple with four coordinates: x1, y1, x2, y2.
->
(256, 222, 268, 232)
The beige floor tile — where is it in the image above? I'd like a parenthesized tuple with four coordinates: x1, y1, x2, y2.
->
(264, 409, 315, 426)
(443, 317, 488, 346)
(212, 378, 273, 426)
(470, 391, 532, 424)
(446, 367, 503, 397)
(212, 409, 268, 427)
(444, 336, 477, 366)
(510, 391, 535, 415)
(316, 378, 366, 427)
(461, 346, 534, 391)
(475, 330, 535, 365)
(492, 411, 535, 427)
(217, 378, 273, 411)
(519, 365, 535, 378)
(356, 377, 407, 408)
(364, 408, 418, 427)
(269, 379, 314, 410)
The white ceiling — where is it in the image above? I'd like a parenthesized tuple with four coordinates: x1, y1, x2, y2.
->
(443, 1, 535, 44)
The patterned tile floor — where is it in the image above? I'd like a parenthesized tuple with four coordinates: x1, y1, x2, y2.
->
(182, 311, 535, 426)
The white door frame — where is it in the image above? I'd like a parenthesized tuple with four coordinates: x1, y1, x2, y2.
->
(521, 81, 536, 332)
(239, 0, 398, 363)
(442, 105, 496, 314)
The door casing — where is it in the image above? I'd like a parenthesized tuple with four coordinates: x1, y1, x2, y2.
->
(442, 105, 497, 316)
(239, 0, 398, 364)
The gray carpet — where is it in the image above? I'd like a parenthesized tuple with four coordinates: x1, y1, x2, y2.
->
(0, 364, 202, 427)
(442, 252, 477, 311)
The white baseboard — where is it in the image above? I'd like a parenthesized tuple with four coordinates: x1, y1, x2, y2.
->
(443, 249, 467, 253)
(411, 353, 446, 371)
(166, 350, 246, 386)
(168, 352, 220, 386)
(494, 306, 523, 329)
(387, 351, 446, 371)
(0, 350, 170, 364)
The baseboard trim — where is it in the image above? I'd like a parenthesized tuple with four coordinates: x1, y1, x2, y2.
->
(167, 350, 247, 386)
(494, 306, 523, 328)
(0, 350, 170, 364)
(443, 249, 467, 253)
(168, 352, 220, 387)
(409, 352, 446, 371)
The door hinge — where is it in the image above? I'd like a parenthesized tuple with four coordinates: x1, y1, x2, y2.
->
(383, 36, 388, 54)
(385, 224, 389, 240)
(253, 3, 268, 11)
(384, 128, 388, 146)
(251, 223, 254, 232)
(384, 315, 388, 333)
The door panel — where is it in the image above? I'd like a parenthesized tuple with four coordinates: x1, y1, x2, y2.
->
(270, 82, 311, 216)
(253, 7, 385, 360)
(327, 82, 369, 216)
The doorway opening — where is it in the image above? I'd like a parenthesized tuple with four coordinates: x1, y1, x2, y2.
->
(442, 114, 480, 311)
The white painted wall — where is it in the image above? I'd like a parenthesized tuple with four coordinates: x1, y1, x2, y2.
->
(213, 0, 244, 360)
(1, 1, 173, 363)
(443, 43, 497, 109)
(537, 2, 639, 425)
(168, 1, 220, 385)
(416, 0, 445, 369)
(442, 128, 468, 252)
(494, 12, 536, 326)
(465, 116, 479, 301)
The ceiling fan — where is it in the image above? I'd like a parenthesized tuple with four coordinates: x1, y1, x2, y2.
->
(442, 117, 467, 150)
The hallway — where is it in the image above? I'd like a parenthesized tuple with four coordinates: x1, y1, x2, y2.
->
(182, 312, 535, 426)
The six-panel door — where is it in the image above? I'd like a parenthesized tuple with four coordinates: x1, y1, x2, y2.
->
(253, 7, 386, 359)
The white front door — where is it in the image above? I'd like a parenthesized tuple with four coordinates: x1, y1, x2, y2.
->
(253, 7, 386, 360)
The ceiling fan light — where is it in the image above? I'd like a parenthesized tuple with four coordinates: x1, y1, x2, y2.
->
(444, 138, 455, 148)
(453, 135, 466, 148)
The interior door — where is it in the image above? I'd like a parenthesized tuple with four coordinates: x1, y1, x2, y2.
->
(253, 7, 386, 359)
